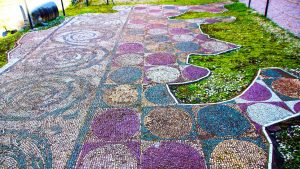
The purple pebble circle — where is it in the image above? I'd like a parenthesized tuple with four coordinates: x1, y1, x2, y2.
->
(91, 109, 139, 141)
(146, 53, 176, 65)
(182, 66, 209, 80)
(240, 82, 272, 101)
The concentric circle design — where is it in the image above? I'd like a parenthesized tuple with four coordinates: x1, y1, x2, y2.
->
(0, 130, 52, 168)
(0, 74, 90, 120)
(113, 54, 144, 66)
(201, 41, 229, 52)
(109, 67, 142, 84)
(103, 85, 139, 106)
(52, 29, 114, 45)
(80, 144, 137, 169)
(118, 43, 144, 53)
(144, 107, 193, 138)
(240, 82, 272, 101)
(182, 66, 209, 81)
(247, 103, 293, 125)
(210, 140, 267, 169)
(175, 42, 199, 52)
(29, 46, 108, 71)
(144, 85, 175, 105)
(146, 66, 180, 83)
(272, 78, 300, 98)
(91, 109, 139, 141)
(197, 105, 250, 137)
(146, 53, 176, 65)
(141, 142, 206, 168)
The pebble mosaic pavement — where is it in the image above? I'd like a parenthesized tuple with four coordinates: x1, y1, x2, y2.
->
(1, 2, 299, 168)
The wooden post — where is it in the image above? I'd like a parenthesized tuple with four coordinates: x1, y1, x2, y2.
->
(265, 0, 270, 17)
(61, 0, 65, 16)
(24, 0, 33, 29)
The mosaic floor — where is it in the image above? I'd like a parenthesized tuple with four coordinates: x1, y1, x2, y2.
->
(1, 2, 300, 168)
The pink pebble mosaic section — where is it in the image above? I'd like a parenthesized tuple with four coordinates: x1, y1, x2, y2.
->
(1, 1, 299, 168)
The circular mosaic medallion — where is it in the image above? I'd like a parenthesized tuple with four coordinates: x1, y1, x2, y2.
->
(201, 41, 229, 52)
(146, 35, 169, 43)
(0, 130, 52, 168)
(172, 34, 194, 42)
(170, 28, 191, 35)
(197, 105, 250, 137)
(148, 28, 168, 35)
(182, 66, 209, 81)
(118, 43, 144, 53)
(240, 82, 272, 101)
(146, 53, 176, 65)
(247, 103, 293, 125)
(109, 67, 142, 84)
(91, 109, 139, 141)
(113, 54, 143, 66)
(210, 140, 267, 169)
(144, 107, 193, 138)
(103, 85, 139, 106)
(141, 142, 206, 168)
(52, 29, 114, 45)
(146, 66, 180, 83)
(175, 42, 199, 52)
(144, 85, 174, 105)
(272, 78, 300, 98)
(80, 144, 137, 169)
(0, 74, 90, 120)
(294, 102, 300, 112)
(30, 46, 108, 71)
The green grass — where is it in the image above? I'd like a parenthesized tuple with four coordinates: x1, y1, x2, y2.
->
(170, 2, 300, 103)
(0, 31, 24, 67)
(65, 3, 116, 16)
(0, 16, 65, 67)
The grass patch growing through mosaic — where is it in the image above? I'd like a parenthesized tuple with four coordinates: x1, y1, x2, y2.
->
(170, 2, 300, 103)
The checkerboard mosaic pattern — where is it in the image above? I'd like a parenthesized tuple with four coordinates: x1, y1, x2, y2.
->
(1, 2, 299, 168)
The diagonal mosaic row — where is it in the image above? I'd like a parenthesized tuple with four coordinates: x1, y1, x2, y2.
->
(1, 2, 299, 168)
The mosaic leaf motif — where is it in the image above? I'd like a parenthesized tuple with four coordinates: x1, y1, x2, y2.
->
(1, 2, 299, 168)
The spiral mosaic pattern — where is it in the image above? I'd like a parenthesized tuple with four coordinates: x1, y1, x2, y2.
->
(52, 29, 115, 45)
(198, 105, 251, 137)
(143, 107, 193, 139)
(141, 142, 206, 169)
(29, 46, 108, 71)
(91, 109, 139, 141)
(210, 140, 267, 169)
(0, 74, 90, 120)
(0, 130, 52, 168)
(146, 66, 180, 83)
